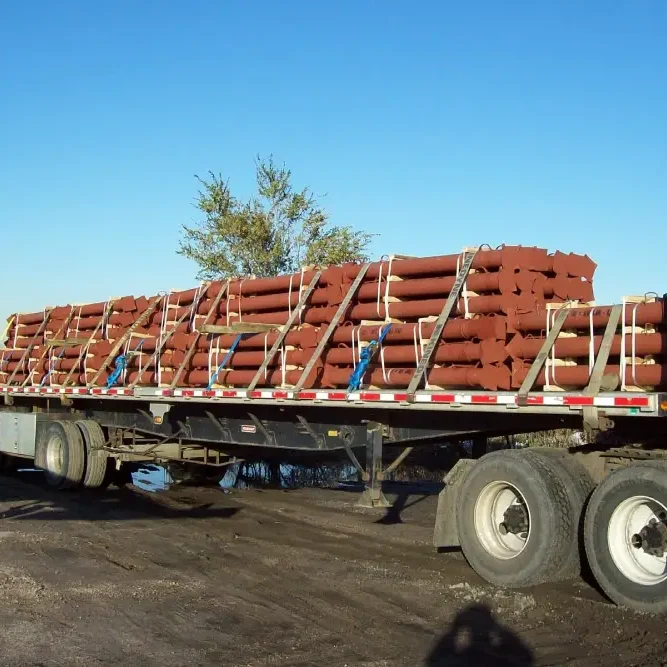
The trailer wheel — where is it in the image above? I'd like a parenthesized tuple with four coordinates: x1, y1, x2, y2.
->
(523, 448, 595, 580)
(584, 461, 667, 613)
(456, 449, 573, 587)
(76, 420, 110, 489)
(36, 421, 86, 490)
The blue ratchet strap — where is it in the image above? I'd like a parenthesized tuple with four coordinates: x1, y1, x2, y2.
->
(347, 324, 392, 392)
(106, 339, 146, 389)
(207, 334, 243, 390)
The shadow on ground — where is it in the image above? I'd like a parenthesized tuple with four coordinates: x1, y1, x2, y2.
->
(425, 603, 534, 666)
(0, 470, 240, 523)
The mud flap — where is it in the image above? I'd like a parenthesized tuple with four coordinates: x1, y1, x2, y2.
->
(433, 459, 476, 548)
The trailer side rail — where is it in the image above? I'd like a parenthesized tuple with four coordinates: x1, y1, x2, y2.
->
(0, 384, 661, 417)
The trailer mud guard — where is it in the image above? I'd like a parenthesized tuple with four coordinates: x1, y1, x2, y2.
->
(433, 458, 476, 548)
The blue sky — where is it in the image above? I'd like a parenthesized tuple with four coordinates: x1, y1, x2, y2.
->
(1, 1, 665, 318)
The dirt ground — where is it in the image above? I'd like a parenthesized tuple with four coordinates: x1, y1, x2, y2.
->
(0, 472, 665, 667)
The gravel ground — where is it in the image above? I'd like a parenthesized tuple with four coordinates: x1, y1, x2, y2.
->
(0, 472, 665, 666)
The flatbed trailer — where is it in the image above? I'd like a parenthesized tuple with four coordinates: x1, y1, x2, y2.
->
(2, 249, 666, 611)
(1, 380, 666, 613)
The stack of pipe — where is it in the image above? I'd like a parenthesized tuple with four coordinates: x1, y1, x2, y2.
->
(507, 301, 667, 390)
(3, 245, 659, 393)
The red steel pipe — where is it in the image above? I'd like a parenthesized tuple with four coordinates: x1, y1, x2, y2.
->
(506, 332, 667, 361)
(204, 247, 596, 300)
(331, 317, 507, 344)
(170, 338, 507, 369)
(200, 270, 520, 316)
(511, 363, 667, 389)
(321, 364, 511, 391)
(207, 295, 537, 328)
(508, 302, 665, 333)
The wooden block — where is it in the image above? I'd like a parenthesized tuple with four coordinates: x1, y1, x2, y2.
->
(46, 338, 89, 347)
(201, 323, 280, 334)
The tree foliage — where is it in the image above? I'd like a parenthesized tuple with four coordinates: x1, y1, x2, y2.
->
(178, 156, 374, 279)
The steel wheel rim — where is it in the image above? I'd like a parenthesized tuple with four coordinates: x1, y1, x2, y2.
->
(607, 495, 667, 586)
(45, 433, 64, 480)
(474, 480, 531, 559)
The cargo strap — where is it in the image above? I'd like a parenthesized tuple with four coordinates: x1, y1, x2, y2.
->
(405, 248, 479, 400)
(293, 263, 371, 394)
(207, 333, 243, 390)
(246, 270, 322, 394)
(517, 306, 571, 405)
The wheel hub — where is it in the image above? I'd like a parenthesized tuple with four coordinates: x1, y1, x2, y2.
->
(632, 514, 667, 558)
(499, 503, 529, 538)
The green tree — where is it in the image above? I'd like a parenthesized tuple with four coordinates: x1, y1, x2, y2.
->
(178, 156, 374, 279)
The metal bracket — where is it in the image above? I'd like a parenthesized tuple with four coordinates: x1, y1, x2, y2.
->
(247, 413, 276, 446)
(247, 270, 322, 394)
(517, 306, 571, 405)
(205, 411, 232, 441)
(293, 263, 371, 394)
(149, 403, 171, 425)
(406, 248, 479, 400)
(295, 414, 326, 449)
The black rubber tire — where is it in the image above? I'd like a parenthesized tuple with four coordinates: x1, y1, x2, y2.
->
(522, 448, 595, 580)
(35, 420, 86, 490)
(584, 461, 667, 613)
(456, 449, 574, 588)
(76, 420, 110, 489)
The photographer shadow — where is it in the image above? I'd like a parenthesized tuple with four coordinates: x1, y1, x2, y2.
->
(425, 603, 534, 666)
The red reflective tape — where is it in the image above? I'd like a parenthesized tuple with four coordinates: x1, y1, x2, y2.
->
(360, 392, 381, 401)
(563, 396, 594, 406)
(161, 389, 174, 397)
(91, 388, 104, 395)
(202, 390, 216, 398)
(431, 394, 456, 403)
(328, 392, 347, 401)
(393, 393, 407, 402)
(298, 391, 317, 400)
(472, 395, 497, 404)
(273, 391, 288, 399)
(181, 390, 195, 398)
(222, 390, 238, 398)
(613, 396, 650, 407)
(248, 390, 262, 399)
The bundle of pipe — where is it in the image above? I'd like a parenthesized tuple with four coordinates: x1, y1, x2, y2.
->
(507, 301, 667, 390)
(0, 298, 140, 385)
(0, 246, 609, 392)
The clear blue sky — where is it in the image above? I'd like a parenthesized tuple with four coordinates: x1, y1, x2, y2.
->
(1, 1, 665, 319)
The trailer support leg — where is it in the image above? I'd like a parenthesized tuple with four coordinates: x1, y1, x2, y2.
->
(358, 423, 391, 509)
